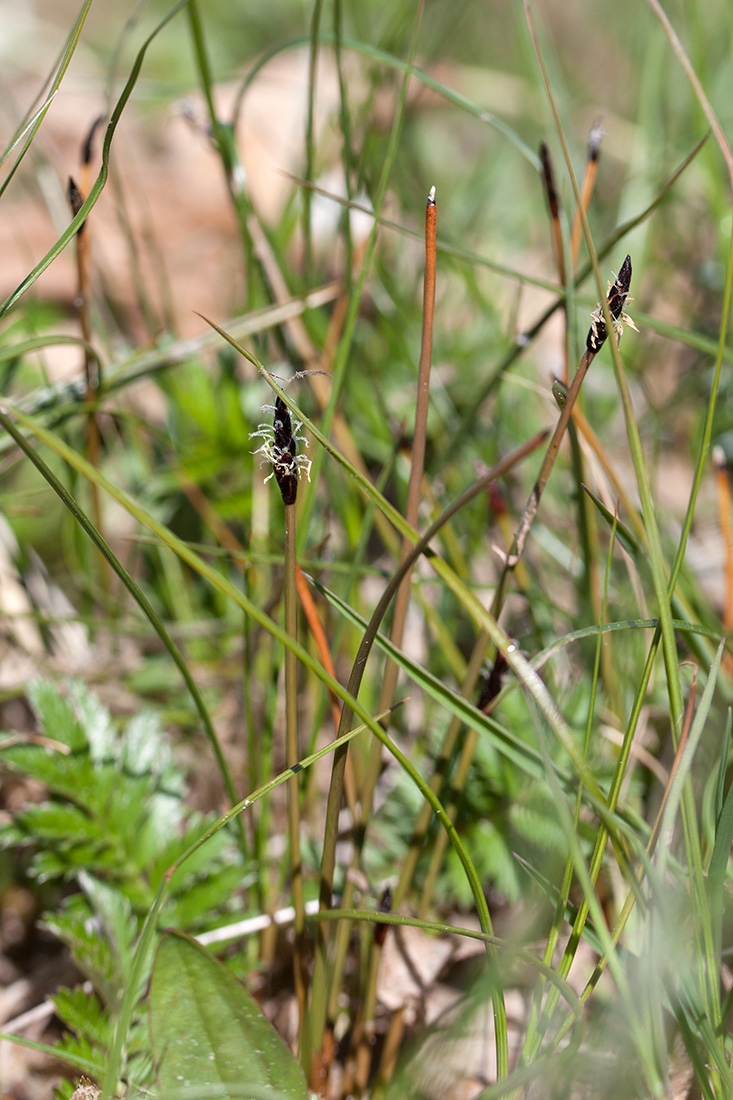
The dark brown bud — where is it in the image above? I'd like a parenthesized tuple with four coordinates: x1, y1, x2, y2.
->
(539, 141, 560, 219)
(273, 396, 298, 505)
(82, 115, 104, 166)
(373, 887, 392, 947)
(477, 649, 510, 713)
(67, 176, 84, 218)
(586, 255, 632, 353)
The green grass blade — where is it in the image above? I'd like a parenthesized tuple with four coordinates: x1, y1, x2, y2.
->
(0, 0, 192, 318)
(0, 0, 94, 198)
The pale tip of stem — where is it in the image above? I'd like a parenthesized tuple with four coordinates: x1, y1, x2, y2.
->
(427, 185, 436, 206)
(588, 119, 604, 160)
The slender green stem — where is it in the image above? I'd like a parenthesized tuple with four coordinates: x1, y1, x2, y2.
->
(283, 503, 308, 1058)
(0, 0, 193, 318)
(350, 189, 438, 1081)
(521, 515, 617, 1066)
(304, 0, 324, 275)
(186, 0, 254, 268)
(308, 433, 546, 1083)
(296, 1, 426, 543)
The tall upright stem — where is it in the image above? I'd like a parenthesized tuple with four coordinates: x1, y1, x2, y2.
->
(284, 503, 307, 1051)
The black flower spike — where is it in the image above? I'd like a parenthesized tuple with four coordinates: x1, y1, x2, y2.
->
(273, 396, 293, 453)
(249, 393, 311, 505)
(586, 254, 633, 353)
(478, 647, 510, 713)
(67, 177, 88, 237)
(272, 397, 298, 504)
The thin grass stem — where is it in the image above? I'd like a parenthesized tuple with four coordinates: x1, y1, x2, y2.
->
(296, 1, 426, 539)
(570, 121, 602, 270)
(283, 503, 308, 1056)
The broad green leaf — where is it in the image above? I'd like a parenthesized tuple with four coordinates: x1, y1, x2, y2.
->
(149, 931, 308, 1100)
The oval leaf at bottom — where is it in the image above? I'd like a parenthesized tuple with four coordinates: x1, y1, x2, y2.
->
(149, 930, 308, 1100)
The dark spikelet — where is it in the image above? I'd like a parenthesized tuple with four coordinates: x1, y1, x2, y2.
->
(539, 141, 560, 219)
(276, 470, 298, 505)
(477, 649, 510, 713)
(67, 177, 87, 238)
(82, 115, 104, 166)
(273, 396, 298, 505)
(67, 177, 84, 219)
(373, 887, 392, 947)
(586, 255, 632, 353)
(274, 396, 293, 452)
(588, 120, 603, 162)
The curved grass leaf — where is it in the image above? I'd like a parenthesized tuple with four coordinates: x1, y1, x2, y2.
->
(0, 0, 93, 196)
(0, 0, 192, 318)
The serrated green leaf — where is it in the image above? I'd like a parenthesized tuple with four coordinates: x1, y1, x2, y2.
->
(67, 681, 116, 762)
(45, 900, 126, 1004)
(33, 850, 85, 882)
(15, 801, 95, 843)
(0, 741, 97, 802)
(149, 931, 308, 1100)
(52, 987, 111, 1047)
(120, 710, 180, 787)
(28, 679, 87, 752)
(78, 872, 138, 986)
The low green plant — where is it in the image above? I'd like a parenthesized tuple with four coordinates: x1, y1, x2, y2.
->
(1, 0, 733, 1098)
(0, 679, 248, 1093)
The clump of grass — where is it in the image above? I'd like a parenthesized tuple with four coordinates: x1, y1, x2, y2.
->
(0, 2, 732, 1100)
